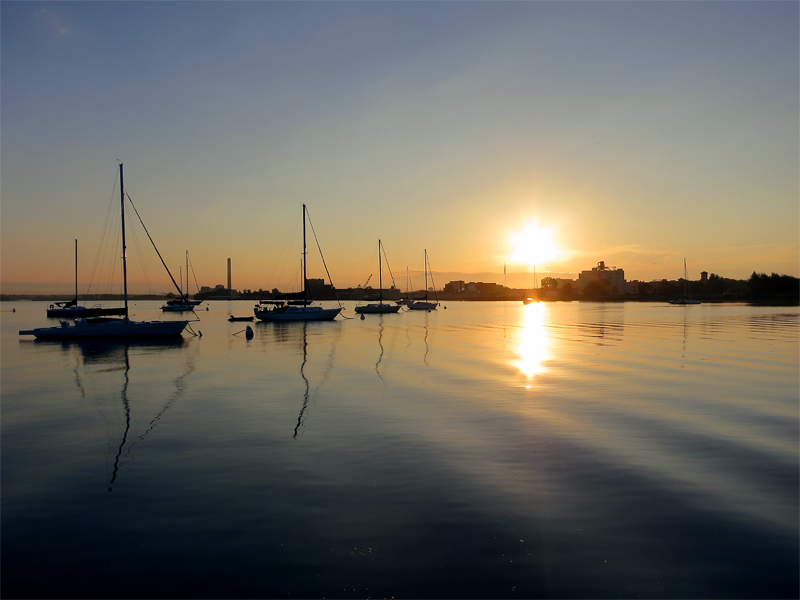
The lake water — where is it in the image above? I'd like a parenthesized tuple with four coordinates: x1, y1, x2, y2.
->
(2, 300, 798, 598)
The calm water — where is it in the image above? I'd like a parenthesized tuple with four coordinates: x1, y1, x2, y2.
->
(2, 301, 798, 599)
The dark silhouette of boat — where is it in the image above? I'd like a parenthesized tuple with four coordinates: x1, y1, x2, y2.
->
(355, 239, 401, 315)
(407, 249, 439, 311)
(21, 164, 189, 339)
(46, 239, 128, 318)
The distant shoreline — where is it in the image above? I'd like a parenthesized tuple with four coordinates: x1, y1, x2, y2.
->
(2, 294, 797, 306)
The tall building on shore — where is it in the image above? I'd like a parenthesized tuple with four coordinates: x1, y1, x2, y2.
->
(578, 261, 626, 295)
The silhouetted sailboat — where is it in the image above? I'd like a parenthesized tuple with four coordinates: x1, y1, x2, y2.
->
(407, 249, 439, 311)
(20, 164, 189, 339)
(668, 259, 701, 305)
(355, 239, 401, 315)
(162, 251, 203, 311)
(46, 239, 128, 318)
(254, 204, 343, 322)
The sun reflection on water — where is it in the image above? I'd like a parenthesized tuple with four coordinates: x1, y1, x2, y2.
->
(516, 301, 550, 380)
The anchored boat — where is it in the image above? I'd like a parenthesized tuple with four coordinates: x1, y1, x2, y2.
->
(20, 164, 189, 339)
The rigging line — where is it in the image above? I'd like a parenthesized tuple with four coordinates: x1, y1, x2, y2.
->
(187, 253, 201, 294)
(124, 192, 185, 301)
(381, 244, 399, 291)
(128, 222, 155, 300)
(267, 212, 301, 293)
(426, 253, 440, 301)
(105, 222, 121, 299)
(305, 209, 342, 308)
(87, 170, 121, 296)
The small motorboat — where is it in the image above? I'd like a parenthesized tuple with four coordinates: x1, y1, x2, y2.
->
(228, 315, 254, 322)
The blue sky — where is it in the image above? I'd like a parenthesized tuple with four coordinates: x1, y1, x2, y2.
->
(2, 1, 797, 294)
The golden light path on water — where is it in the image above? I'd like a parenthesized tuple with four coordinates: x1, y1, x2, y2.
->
(515, 301, 550, 383)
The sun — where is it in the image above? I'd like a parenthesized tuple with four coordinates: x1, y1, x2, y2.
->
(511, 223, 559, 266)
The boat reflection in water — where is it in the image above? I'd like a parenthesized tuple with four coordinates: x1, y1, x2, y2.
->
(260, 322, 340, 438)
(516, 301, 550, 382)
(52, 339, 192, 491)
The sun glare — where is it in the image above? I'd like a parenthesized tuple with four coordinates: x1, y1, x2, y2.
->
(511, 224, 559, 266)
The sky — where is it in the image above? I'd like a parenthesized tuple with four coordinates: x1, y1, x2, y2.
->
(2, 1, 798, 295)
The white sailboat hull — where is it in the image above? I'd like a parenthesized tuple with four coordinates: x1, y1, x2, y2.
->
(20, 318, 188, 339)
(254, 306, 342, 322)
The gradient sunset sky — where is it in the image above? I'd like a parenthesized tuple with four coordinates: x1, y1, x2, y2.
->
(2, 1, 798, 295)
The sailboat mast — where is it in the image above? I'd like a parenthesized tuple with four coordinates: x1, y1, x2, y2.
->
(74, 239, 78, 300)
(302, 204, 308, 302)
(119, 163, 129, 316)
(684, 258, 688, 296)
(378, 239, 383, 304)
(424, 249, 428, 300)
(185, 251, 189, 299)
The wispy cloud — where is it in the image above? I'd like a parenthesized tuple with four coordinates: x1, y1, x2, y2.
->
(712, 243, 800, 252)
(570, 244, 673, 257)
(36, 8, 69, 37)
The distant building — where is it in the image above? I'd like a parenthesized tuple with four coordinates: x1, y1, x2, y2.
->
(578, 261, 626, 295)
(700, 271, 708, 283)
(444, 280, 465, 294)
(443, 280, 501, 295)
(305, 278, 336, 298)
(625, 280, 644, 295)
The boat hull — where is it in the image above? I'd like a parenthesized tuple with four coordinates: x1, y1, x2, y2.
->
(354, 303, 401, 314)
(407, 301, 438, 311)
(668, 299, 701, 305)
(20, 319, 188, 339)
(254, 306, 342, 322)
(161, 304, 196, 312)
(46, 306, 128, 318)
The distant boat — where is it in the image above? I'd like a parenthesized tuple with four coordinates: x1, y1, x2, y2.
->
(395, 266, 414, 306)
(46, 239, 128, 318)
(228, 315, 254, 322)
(668, 259, 701, 305)
(407, 249, 439, 311)
(253, 204, 343, 322)
(161, 252, 203, 312)
(355, 239, 401, 315)
(20, 164, 189, 339)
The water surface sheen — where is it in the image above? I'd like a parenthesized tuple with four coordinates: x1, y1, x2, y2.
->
(3, 301, 798, 598)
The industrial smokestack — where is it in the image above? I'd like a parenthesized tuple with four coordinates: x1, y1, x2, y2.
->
(227, 258, 231, 292)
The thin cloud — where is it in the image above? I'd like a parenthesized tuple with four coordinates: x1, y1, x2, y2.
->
(573, 244, 673, 257)
(36, 8, 69, 36)
(712, 243, 799, 252)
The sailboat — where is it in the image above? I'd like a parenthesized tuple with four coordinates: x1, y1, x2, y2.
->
(253, 204, 343, 322)
(668, 258, 701, 305)
(46, 240, 128, 318)
(407, 249, 439, 311)
(162, 252, 203, 312)
(20, 164, 189, 339)
(355, 239, 401, 315)
(395, 266, 413, 306)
